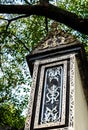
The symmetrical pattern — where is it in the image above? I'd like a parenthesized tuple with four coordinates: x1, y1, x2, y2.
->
(40, 66, 63, 124)
(25, 54, 75, 130)
(32, 30, 79, 54)
(34, 60, 67, 129)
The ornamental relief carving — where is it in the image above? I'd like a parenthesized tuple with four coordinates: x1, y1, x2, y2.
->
(40, 66, 63, 124)
(38, 36, 65, 50)
(32, 31, 78, 53)
(25, 54, 76, 130)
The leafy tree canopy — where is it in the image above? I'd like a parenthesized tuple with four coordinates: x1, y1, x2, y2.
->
(0, 0, 88, 129)
(0, 103, 25, 129)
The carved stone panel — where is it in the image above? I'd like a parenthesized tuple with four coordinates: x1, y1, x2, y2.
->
(34, 61, 67, 129)
(25, 54, 75, 130)
(40, 66, 63, 124)
(32, 30, 79, 55)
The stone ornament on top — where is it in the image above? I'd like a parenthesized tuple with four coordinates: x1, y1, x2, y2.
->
(32, 23, 80, 54)
(25, 22, 88, 130)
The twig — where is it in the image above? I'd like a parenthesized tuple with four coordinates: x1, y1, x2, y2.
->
(45, 17, 48, 32)
(9, 31, 30, 52)
(0, 17, 8, 21)
(7, 14, 29, 30)
(0, 29, 30, 52)
(24, 0, 31, 5)
(0, 14, 29, 31)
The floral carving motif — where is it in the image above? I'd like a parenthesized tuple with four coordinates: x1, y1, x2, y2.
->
(40, 66, 63, 124)
(38, 36, 65, 50)
(25, 54, 76, 130)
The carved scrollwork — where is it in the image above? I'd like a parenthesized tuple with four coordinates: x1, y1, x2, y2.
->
(38, 36, 65, 50)
(32, 30, 79, 54)
(40, 66, 63, 124)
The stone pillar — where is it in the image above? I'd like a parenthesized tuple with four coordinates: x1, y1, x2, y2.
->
(25, 30, 88, 130)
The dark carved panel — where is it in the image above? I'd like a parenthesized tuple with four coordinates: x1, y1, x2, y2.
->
(25, 54, 76, 130)
(40, 66, 63, 124)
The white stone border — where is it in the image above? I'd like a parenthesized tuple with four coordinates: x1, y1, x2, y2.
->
(34, 61, 67, 129)
(25, 61, 39, 130)
(25, 53, 76, 130)
(69, 54, 75, 128)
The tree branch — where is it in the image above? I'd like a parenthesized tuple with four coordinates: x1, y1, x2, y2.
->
(9, 32, 30, 52)
(0, 30, 30, 52)
(0, 4, 88, 34)
(24, 0, 31, 5)
(0, 15, 29, 30)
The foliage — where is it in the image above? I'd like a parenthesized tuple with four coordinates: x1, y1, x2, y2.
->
(0, 15, 47, 128)
(57, 0, 88, 18)
(0, 0, 88, 129)
(56, 0, 88, 56)
(0, 103, 25, 129)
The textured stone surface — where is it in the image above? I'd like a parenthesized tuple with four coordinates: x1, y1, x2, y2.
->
(32, 29, 80, 54)
(25, 28, 88, 130)
(25, 54, 76, 130)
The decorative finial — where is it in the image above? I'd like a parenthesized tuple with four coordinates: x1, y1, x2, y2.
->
(51, 21, 59, 31)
